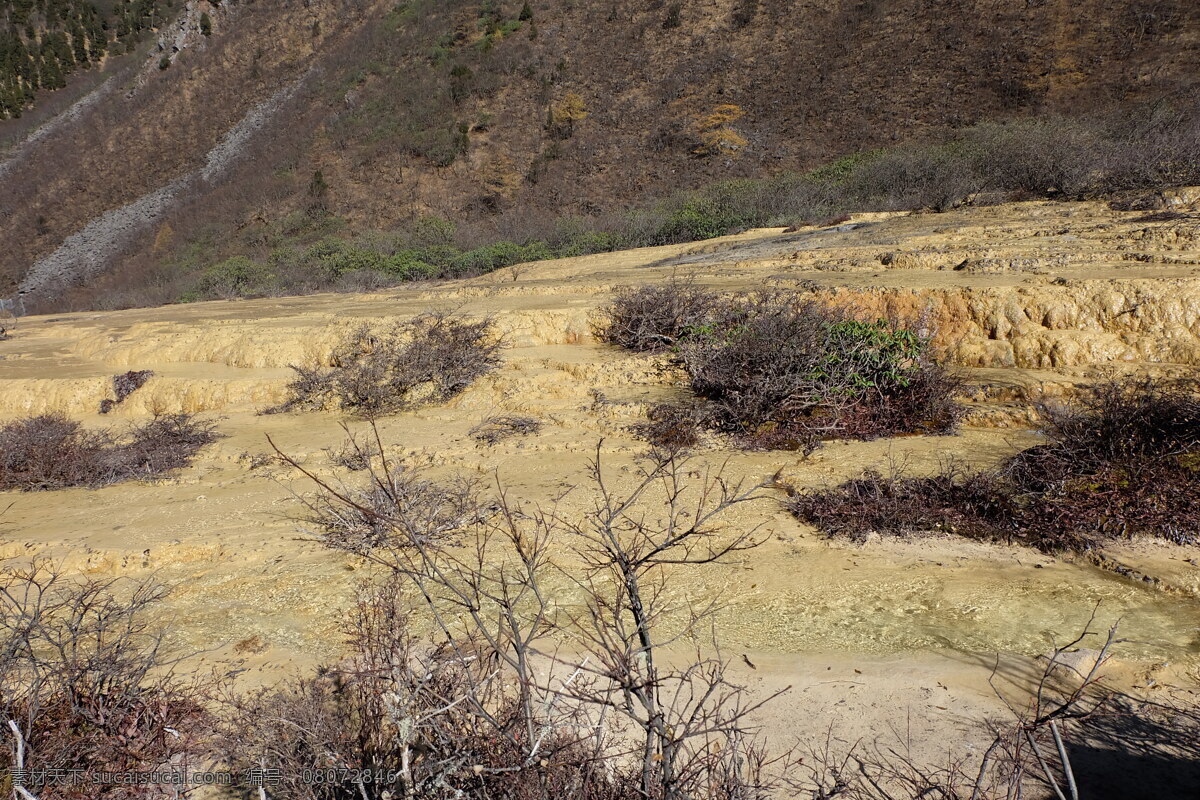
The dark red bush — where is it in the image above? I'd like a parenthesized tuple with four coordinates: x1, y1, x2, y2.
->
(787, 378, 1200, 553)
(628, 403, 705, 453)
(0, 413, 218, 491)
(0, 565, 211, 799)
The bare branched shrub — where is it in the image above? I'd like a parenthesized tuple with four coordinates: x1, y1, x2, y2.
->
(595, 276, 718, 352)
(809, 112, 1200, 217)
(0, 413, 218, 492)
(548, 446, 786, 800)
(0, 562, 210, 799)
(843, 142, 983, 211)
(265, 312, 503, 416)
(322, 425, 381, 470)
(0, 415, 109, 492)
(788, 377, 1200, 552)
(299, 458, 483, 556)
(238, 450, 278, 470)
(220, 576, 633, 800)
(260, 436, 629, 798)
(118, 414, 221, 476)
(469, 413, 542, 445)
(100, 370, 155, 414)
(270, 430, 787, 799)
(964, 118, 1111, 198)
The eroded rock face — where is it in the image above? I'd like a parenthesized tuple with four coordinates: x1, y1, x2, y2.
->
(666, 192, 1200, 373)
(815, 278, 1200, 368)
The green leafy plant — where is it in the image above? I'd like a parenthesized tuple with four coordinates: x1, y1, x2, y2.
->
(191, 255, 278, 299)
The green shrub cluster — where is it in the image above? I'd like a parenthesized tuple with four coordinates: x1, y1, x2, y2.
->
(677, 294, 961, 449)
(599, 286, 961, 451)
(177, 226, 573, 301)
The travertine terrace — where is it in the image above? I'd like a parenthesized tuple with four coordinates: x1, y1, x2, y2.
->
(2, 195, 1199, 758)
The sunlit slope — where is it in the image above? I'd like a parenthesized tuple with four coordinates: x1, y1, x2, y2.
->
(0, 196, 1197, 697)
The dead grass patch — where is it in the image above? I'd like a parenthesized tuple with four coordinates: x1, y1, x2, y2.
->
(469, 414, 542, 445)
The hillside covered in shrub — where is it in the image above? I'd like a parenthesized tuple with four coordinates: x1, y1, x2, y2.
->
(1, 0, 1199, 311)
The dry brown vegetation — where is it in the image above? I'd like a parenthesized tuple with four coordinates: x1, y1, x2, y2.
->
(597, 276, 718, 353)
(469, 413, 542, 445)
(1, 568, 1193, 800)
(263, 438, 783, 799)
(0, 563, 211, 799)
(55, 105, 1200, 312)
(787, 377, 1200, 553)
(1, 0, 384, 302)
(1, 440, 1197, 798)
(0, 413, 218, 492)
(219, 579, 643, 800)
(323, 426, 381, 471)
(98, 370, 154, 414)
(265, 312, 503, 417)
(628, 403, 705, 454)
(276, 437, 1200, 800)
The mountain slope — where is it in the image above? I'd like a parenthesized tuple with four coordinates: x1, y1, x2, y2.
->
(0, 0, 176, 118)
(2, 0, 1198, 311)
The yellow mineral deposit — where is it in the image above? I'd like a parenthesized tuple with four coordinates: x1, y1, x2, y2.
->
(1, 195, 1198, 759)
